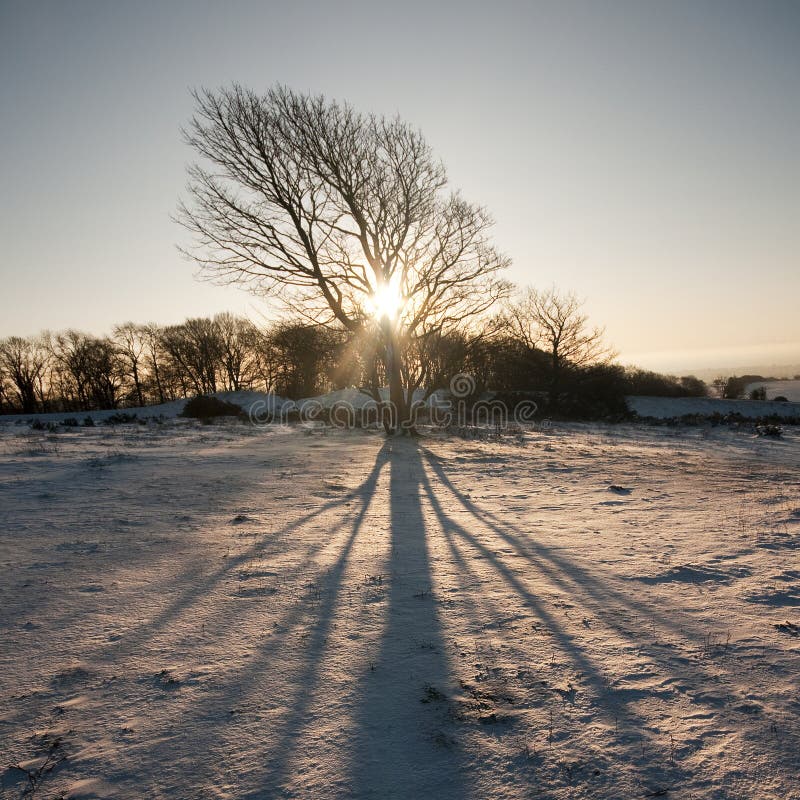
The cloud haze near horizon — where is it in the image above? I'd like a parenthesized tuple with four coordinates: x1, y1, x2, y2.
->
(1, 0, 798, 373)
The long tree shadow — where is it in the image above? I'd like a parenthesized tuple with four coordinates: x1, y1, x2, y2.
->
(241, 440, 393, 796)
(348, 438, 470, 799)
(416, 442, 800, 791)
(87, 443, 378, 667)
(116, 435, 800, 797)
(1, 430, 342, 706)
(415, 452, 708, 794)
(418, 444, 728, 647)
(121, 439, 394, 796)
(24, 435, 396, 798)
(6, 428, 347, 665)
(416, 457, 648, 715)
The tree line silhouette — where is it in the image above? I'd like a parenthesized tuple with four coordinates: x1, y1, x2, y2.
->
(0, 293, 709, 417)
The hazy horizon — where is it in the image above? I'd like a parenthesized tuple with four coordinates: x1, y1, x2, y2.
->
(2, 0, 798, 372)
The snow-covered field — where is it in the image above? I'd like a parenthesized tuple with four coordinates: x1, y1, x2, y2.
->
(627, 395, 800, 420)
(0, 391, 287, 426)
(744, 380, 800, 403)
(1, 420, 799, 799)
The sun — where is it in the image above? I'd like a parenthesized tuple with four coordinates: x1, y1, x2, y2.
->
(366, 279, 403, 321)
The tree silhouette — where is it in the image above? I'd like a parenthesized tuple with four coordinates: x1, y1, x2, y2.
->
(506, 287, 615, 408)
(177, 85, 509, 432)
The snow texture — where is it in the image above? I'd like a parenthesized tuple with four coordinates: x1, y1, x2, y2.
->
(1, 420, 799, 798)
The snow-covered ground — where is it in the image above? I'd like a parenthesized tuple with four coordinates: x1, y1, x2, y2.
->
(627, 395, 800, 420)
(1, 420, 799, 799)
(0, 391, 287, 426)
(4, 390, 799, 430)
(0, 388, 438, 427)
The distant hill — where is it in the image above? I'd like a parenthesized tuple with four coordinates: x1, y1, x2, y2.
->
(688, 363, 800, 383)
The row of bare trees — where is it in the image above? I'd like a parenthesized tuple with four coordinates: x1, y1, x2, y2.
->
(0, 287, 609, 415)
(1, 285, 707, 417)
(0, 313, 359, 414)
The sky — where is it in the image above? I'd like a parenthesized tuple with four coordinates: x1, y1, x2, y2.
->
(1, 0, 798, 374)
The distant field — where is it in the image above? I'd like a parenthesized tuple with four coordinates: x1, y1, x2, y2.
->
(627, 394, 800, 419)
(744, 379, 800, 402)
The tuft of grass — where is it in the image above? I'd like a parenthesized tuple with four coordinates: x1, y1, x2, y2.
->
(6, 733, 67, 796)
(105, 412, 139, 425)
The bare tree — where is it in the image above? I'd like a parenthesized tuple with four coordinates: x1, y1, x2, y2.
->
(506, 287, 615, 408)
(113, 323, 147, 406)
(83, 337, 125, 409)
(160, 318, 224, 396)
(50, 332, 124, 410)
(268, 321, 341, 399)
(0, 368, 11, 412)
(51, 331, 93, 409)
(0, 336, 49, 413)
(249, 328, 280, 394)
(214, 313, 260, 391)
(178, 85, 509, 432)
(141, 324, 171, 403)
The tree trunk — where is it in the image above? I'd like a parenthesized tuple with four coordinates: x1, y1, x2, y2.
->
(151, 356, 165, 404)
(384, 323, 407, 435)
(549, 351, 560, 410)
(132, 363, 144, 407)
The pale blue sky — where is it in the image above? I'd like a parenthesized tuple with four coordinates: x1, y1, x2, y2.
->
(1, 0, 798, 371)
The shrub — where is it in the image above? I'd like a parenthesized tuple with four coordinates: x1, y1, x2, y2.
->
(625, 368, 707, 398)
(61, 417, 79, 427)
(756, 423, 782, 438)
(180, 395, 243, 420)
(774, 396, 788, 402)
(29, 418, 59, 432)
(82, 416, 95, 427)
(555, 364, 631, 420)
(105, 412, 138, 425)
